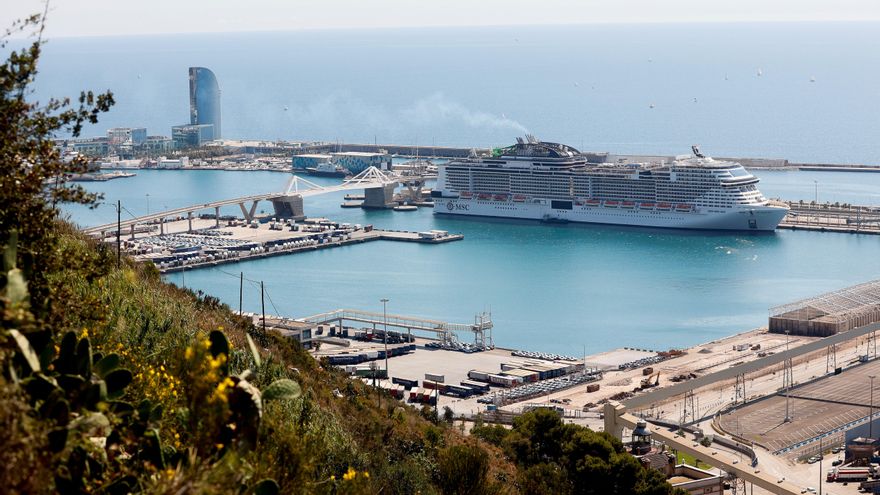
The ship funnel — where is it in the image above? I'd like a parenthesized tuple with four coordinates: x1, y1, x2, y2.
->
(691, 145, 705, 158)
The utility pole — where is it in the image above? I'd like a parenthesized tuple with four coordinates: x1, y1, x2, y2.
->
(239, 272, 243, 315)
(116, 200, 121, 269)
(261, 281, 267, 336)
(819, 433, 823, 495)
(381, 298, 390, 376)
(870, 375, 876, 439)
(784, 330, 792, 423)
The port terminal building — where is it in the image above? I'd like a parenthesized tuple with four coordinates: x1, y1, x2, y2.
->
(769, 279, 880, 336)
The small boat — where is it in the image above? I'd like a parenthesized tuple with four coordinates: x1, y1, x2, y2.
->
(512, 194, 527, 202)
(477, 193, 491, 200)
(639, 202, 655, 210)
(460, 191, 473, 199)
(604, 200, 619, 208)
(621, 201, 636, 209)
(585, 199, 601, 206)
(393, 205, 418, 212)
(675, 204, 692, 212)
(656, 202, 672, 210)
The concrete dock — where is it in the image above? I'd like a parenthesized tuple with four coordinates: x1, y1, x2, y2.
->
(778, 201, 880, 234)
(123, 217, 462, 274)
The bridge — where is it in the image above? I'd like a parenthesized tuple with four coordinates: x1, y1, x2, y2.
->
(298, 308, 494, 349)
(82, 167, 401, 238)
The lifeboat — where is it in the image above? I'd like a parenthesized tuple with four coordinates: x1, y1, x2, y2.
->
(639, 202, 655, 210)
(621, 201, 636, 209)
(460, 191, 473, 199)
(494, 194, 508, 201)
(585, 199, 601, 206)
(675, 204, 692, 212)
(477, 193, 491, 200)
(512, 194, 527, 202)
(656, 202, 672, 210)
(604, 200, 619, 208)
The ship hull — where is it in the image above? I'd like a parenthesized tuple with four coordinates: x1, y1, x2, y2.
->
(434, 198, 787, 231)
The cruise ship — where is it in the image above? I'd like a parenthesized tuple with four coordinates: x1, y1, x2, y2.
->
(431, 137, 789, 231)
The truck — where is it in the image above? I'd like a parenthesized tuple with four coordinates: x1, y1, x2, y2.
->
(826, 466, 871, 482)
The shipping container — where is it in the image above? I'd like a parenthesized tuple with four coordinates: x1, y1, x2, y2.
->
(408, 387, 420, 401)
(468, 370, 493, 382)
(425, 373, 445, 383)
(422, 381, 447, 392)
(586, 383, 600, 393)
(392, 377, 418, 389)
(460, 380, 490, 394)
(489, 374, 523, 388)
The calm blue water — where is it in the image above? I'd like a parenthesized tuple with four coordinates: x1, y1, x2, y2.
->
(28, 22, 880, 164)
(63, 169, 880, 354)
(41, 23, 880, 353)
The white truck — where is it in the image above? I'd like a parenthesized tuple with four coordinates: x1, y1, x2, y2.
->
(826, 465, 871, 482)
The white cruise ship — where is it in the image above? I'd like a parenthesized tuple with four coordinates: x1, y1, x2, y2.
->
(432, 137, 789, 231)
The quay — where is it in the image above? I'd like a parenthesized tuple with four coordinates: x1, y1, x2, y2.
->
(128, 218, 462, 274)
(778, 200, 880, 234)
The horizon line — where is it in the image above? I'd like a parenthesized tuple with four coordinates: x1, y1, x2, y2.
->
(8, 18, 880, 41)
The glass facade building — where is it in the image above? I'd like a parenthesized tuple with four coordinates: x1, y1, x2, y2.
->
(188, 67, 221, 139)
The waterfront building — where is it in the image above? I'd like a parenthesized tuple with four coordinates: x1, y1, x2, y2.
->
(143, 135, 174, 154)
(292, 154, 332, 170)
(189, 67, 221, 139)
(107, 127, 147, 146)
(172, 124, 215, 149)
(330, 151, 392, 174)
(157, 156, 190, 169)
(70, 137, 110, 156)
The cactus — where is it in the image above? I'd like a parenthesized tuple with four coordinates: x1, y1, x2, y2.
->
(262, 379, 302, 402)
(2, 230, 29, 304)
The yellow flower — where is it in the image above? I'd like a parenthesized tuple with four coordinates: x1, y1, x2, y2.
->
(184, 347, 193, 360)
(343, 467, 357, 481)
(363, 471, 369, 479)
(215, 443, 224, 450)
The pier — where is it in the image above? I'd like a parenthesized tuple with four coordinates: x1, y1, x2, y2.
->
(778, 201, 880, 234)
(82, 166, 407, 239)
(131, 220, 462, 274)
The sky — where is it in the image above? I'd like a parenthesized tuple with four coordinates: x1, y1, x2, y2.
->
(3, 0, 880, 38)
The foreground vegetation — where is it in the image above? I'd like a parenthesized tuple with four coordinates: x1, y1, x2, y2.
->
(0, 12, 685, 494)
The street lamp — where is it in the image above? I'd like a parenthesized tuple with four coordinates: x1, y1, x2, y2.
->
(814, 180, 818, 204)
(146, 193, 150, 215)
(784, 330, 792, 423)
(381, 298, 390, 376)
(870, 375, 876, 439)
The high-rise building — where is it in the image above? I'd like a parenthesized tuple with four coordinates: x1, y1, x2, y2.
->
(188, 67, 221, 139)
(107, 127, 147, 146)
(172, 124, 215, 149)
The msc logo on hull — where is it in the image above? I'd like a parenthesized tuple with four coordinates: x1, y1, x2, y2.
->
(446, 201, 469, 211)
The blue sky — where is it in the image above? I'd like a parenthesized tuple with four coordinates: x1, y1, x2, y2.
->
(3, 0, 880, 38)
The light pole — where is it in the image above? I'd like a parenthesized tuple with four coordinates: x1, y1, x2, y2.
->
(146, 193, 150, 215)
(819, 433, 824, 495)
(870, 375, 876, 439)
(381, 298, 390, 377)
(814, 180, 818, 204)
(784, 330, 793, 423)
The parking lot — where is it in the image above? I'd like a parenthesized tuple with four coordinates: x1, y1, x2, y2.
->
(718, 358, 880, 458)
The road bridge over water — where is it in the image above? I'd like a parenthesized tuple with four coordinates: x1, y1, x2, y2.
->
(82, 167, 404, 238)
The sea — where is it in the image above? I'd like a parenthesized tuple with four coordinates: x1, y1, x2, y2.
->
(38, 22, 880, 354)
